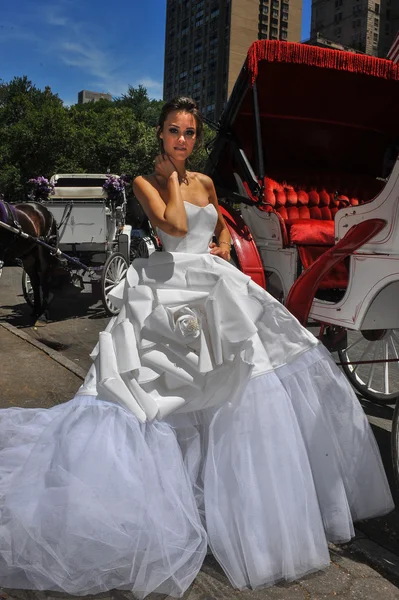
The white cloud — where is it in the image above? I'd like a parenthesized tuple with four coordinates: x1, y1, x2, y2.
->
(138, 78, 163, 99)
(2, 2, 163, 101)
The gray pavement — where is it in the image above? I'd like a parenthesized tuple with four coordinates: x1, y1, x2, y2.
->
(2, 267, 399, 599)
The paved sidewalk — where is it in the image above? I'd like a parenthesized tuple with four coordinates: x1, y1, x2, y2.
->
(0, 323, 83, 408)
(2, 543, 399, 600)
(1, 323, 399, 599)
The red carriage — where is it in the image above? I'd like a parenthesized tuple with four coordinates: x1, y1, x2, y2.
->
(3, 40, 399, 474)
(206, 40, 399, 408)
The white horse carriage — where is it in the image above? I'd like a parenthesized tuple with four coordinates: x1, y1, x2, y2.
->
(205, 41, 399, 477)
(23, 173, 132, 315)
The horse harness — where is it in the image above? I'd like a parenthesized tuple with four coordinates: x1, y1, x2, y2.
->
(0, 201, 57, 273)
(0, 200, 21, 232)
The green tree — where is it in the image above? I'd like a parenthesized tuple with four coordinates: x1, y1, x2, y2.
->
(0, 76, 216, 203)
(114, 85, 164, 128)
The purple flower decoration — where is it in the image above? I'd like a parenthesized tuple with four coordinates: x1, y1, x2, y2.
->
(27, 176, 55, 202)
(103, 175, 127, 200)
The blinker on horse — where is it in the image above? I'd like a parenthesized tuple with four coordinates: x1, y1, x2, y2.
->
(0, 201, 58, 323)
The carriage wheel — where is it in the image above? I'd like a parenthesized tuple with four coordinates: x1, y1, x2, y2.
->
(391, 400, 399, 489)
(22, 270, 34, 307)
(101, 252, 128, 316)
(338, 329, 399, 404)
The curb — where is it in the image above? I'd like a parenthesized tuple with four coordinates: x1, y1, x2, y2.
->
(0, 322, 87, 380)
(331, 530, 399, 585)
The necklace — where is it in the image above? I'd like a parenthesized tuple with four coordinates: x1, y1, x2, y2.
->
(179, 172, 189, 186)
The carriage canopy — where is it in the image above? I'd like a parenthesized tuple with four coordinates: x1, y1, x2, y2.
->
(208, 41, 399, 194)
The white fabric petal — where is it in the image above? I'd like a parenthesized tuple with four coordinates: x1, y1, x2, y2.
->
(97, 378, 146, 423)
(157, 289, 208, 306)
(112, 320, 141, 373)
(122, 375, 159, 420)
(126, 285, 154, 343)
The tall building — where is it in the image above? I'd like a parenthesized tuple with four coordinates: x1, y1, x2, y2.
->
(163, 0, 303, 122)
(78, 90, 112, 104)
(310, 0, 399, 58)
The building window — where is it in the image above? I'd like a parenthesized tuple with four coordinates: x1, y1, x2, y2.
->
(373, 32, 378, 41)
(375, 2, 379, 13)
(334, 26, 341, 36)
(374, 17, 379, 27)
(335, 0, 342, 7)
(262, 5, 269, 14)
(334, 12, 342, 23)
(271, 26, 278, 36)
(281, 31, 288, 39)
(211, 8, 219, 18)
(196, 18, 203, 27)
(273, 9, 279, 17)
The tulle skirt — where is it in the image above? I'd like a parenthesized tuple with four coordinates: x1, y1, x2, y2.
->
(0, 345, 393, 598)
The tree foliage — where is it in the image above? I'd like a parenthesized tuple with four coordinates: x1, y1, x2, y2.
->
(0, 77, 215, 203)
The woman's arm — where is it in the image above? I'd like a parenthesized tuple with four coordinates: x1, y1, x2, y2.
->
(133, 156, 188, 237)
(199, 174, 231, 261)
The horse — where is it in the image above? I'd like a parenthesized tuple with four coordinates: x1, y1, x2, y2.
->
(0, 201, 59, 323)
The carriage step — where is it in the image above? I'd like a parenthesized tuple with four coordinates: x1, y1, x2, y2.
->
(320, 326, 348, 353)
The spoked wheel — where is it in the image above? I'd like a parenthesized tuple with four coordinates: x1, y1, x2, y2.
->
(101, 252, 128, 316)
(391, 400, 399, 489)
(22, 270, 34, 307)
(338, 329, 399, 404)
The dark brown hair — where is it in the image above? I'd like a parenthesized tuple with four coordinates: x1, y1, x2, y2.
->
(157, 96, 204, 153)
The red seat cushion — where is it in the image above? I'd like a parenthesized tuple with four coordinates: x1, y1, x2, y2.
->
(287, 219, 335, 246)
(297, 246, 349, 289)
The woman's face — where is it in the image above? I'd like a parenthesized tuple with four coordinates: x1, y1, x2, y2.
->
(159, 110, 197, 162)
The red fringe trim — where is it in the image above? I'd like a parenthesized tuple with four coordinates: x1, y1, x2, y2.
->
(246, 41, 399, 86)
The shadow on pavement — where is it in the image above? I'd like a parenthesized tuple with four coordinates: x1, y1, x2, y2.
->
(356, 399, 399, 557)
(0, 285, 107, 327)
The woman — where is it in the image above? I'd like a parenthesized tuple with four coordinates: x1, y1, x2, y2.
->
(0, 97, 394, 599)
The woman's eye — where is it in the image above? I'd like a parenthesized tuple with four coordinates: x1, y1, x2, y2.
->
(186, 130, 195, 137)
(169, 127, 178, 134)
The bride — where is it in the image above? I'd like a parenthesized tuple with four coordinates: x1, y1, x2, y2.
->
(0, 97, 394, 599)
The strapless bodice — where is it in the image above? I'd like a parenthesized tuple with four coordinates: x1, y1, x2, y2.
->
(156, 201, 217, 254)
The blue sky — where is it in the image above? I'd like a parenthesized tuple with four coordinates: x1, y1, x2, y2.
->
(0, 0, 311, 107)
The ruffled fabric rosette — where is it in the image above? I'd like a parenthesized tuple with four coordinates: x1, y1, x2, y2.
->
(81, 257, 263, 421)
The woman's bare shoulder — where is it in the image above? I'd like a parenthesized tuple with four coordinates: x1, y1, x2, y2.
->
(192, 172, 214, 189)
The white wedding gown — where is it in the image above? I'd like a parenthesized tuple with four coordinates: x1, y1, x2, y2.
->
(0, 201, 394, 598)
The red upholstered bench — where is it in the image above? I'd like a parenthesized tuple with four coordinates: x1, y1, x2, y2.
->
(257, 176, 381, 289)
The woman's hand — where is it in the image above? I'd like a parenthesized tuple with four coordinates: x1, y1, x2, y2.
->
(209, 241, 231, 262)
(154, 154, 177, 181)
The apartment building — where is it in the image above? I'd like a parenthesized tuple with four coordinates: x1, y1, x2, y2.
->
(310, 0, 399, 57)
(163, 0, 303, 121)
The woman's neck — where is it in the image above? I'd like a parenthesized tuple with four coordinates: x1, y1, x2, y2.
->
(174, 160, 189, 185)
